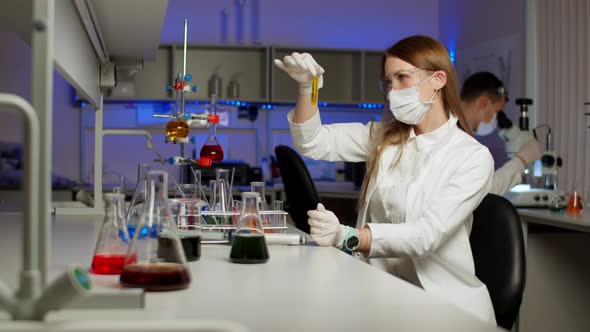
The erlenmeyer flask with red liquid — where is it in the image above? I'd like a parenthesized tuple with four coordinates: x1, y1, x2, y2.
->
(120, 170, 191, 291)
(200, 131, 224, 162)
(91, 193, 131, 275)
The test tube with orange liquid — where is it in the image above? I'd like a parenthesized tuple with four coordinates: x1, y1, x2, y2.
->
(311, 76, 319, 105)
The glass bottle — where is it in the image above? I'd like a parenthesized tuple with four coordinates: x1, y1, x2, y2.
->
(120, 170, 191, 291)
(90, 193, 131, 275)
(229, 192, 269, 264)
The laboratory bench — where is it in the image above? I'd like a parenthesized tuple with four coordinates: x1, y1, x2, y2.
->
(0, 212, 503, 332)
(516, 208, 590, 332)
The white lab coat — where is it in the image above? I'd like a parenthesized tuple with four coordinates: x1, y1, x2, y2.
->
(490, 157, 525, 195)
(289, 110, 496, 324)
(383, 106, 525, 196)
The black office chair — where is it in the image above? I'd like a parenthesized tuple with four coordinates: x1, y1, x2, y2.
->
(274, 145, 321, 234)
(471, 194, 526, 330)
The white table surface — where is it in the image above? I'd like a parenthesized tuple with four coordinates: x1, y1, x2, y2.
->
(0, 213, 502, 331)
(518, 208, 590, 232)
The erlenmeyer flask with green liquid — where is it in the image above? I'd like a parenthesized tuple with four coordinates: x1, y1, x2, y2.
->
(229, 192, 269, 264)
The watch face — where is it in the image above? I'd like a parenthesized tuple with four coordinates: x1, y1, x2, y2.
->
(346, 236, 360, 250)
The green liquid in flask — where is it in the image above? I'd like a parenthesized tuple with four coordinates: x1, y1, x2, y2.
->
(229, 233, 269, 264)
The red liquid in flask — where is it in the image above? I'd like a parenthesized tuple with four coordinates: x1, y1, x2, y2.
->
(200, 144, 224, 162)
(120, 263, 191, 291)
(91, 253, 127, 275)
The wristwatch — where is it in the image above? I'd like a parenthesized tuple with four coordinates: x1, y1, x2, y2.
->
(342, 227, 360, 253)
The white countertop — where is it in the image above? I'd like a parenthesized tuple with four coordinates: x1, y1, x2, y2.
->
(518, 208, 590, 232)
(0, 213, 502, 331)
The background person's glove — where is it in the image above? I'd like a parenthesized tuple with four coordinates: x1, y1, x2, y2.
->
(307, 203, 348, 248)
(516, 139, 543, 165)
(274, 52, 325, 96)
(499, 126, 536, 159)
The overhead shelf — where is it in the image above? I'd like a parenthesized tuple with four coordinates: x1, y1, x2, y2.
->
(0, 0, 168, 106)
(105, 44, 386, 106)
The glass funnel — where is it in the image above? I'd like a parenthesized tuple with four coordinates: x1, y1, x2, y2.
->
(90, 193, 130, 275)
(200, 125, 224, 162)
(120, 170, 191, 291)
(229, 192, 269, 264)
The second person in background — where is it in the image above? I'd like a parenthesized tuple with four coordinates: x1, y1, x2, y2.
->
(459, 72, 542, 195)
(274, 35, 496, 323)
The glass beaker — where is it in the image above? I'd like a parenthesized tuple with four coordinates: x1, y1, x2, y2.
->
(200, 125, 224, 162)
(120, 170, 191, 291)
(549, 194, 567, 212)
(250, 181, 268, 211)
(229, 192, 269, 264)
(176, 183, 197, 198)
(91, 193, 131, 275)
(126, 163, 152, 238)
(168, 198, 203, 262)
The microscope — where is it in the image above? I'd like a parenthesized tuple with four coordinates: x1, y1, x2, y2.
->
(533, 124, 563, 190)
(498, 98, 536, 159)
(500, 98, 565, 207)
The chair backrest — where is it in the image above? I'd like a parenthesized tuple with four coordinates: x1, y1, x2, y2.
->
(470, 194, 526, 330)
(274, 145, 320, 234)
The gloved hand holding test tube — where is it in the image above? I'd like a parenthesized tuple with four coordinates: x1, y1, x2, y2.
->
(311, 76, 319, 105)
(273, 52, 324, 102)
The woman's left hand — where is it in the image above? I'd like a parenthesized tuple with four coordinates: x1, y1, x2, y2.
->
(307, 203, 348, 247)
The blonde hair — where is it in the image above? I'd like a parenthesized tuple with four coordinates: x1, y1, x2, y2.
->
(358, 35, 472, 207)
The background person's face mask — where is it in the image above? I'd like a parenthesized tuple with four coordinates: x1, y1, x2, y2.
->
(475, 103, 497, 136)
(388, 72, 438, 125)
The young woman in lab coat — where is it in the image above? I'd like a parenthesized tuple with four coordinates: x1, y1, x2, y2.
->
(274, 35, 496, 323)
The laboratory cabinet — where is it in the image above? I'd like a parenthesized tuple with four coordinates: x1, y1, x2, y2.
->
(363, 51, 386, 103)
(271, 47, 363, 103)
(104, 45, 386, 105)
(106, 45, 270, 103)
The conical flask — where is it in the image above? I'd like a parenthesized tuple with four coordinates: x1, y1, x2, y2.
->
(229, 192, 269, 264)
(91, 193, 131, 275)
(200, 125, 224, 162)
(120, 170, 191, 291)
(126, 163, 152, 238)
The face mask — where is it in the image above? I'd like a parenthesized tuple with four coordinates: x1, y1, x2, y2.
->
(475, 104, 497, 136)
(387, 72, 438, 125)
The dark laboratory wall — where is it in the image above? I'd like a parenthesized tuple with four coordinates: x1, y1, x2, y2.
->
(438, 0, 526, 169)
